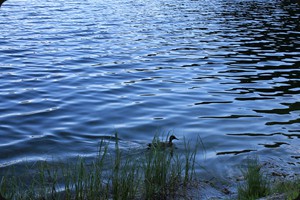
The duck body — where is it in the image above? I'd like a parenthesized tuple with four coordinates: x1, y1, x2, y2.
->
(147, 135, 178, 149)
(0, 0, 6, 7)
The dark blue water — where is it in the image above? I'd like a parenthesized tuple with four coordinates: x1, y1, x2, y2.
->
(1, 0, 300, 177)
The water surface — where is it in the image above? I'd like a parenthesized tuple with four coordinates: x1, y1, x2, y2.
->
(1, 0, 300, 179)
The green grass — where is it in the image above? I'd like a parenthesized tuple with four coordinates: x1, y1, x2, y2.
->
(237, 157, 300, 200)
(0, 133, 199, 200)
(238, 157, 270, 200)
(273, 179, 300, 200)
(3, 133, 300, 200)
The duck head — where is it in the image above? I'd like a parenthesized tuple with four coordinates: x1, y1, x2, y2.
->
(169, 135, 179, 143)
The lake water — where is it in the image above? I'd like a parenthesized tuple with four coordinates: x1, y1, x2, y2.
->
(1, 0, 300, 182)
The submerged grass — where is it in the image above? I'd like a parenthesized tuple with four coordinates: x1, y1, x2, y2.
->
(0, 133, 199, 200)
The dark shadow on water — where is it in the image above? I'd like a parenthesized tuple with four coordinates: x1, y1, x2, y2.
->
(258, 141, 289, 148)
(227, 132, 281, 137)
(216, 149, 256, 156)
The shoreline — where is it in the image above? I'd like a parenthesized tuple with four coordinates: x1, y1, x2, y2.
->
(1, 135, 300, 200)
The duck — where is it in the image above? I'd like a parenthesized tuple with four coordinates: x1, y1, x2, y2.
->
(0, 0, 6, 8)
(147, 135, 179, 149)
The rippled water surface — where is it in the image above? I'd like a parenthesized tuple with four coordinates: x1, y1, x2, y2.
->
(1, 0, 300, 176)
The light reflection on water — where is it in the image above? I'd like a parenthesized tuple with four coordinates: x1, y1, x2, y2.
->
(0, 0, 300, 177)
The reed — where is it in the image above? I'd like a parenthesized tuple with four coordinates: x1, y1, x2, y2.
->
(4, 136, 300, 200)
(143, 147, 173, 199)
(237, 157, 300, 200)
(238, 157, 270, 200)
(182, 136, 199, 187)
(0, 133, 199, 200)
(274, 179, 300, 199)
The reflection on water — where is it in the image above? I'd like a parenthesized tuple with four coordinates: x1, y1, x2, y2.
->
(0, 0, 300, 178)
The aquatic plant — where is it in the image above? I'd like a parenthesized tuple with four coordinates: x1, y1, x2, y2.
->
(238, 157, 270, 200)
(237, 157, 300, 200)
(0, 132, 199, 200)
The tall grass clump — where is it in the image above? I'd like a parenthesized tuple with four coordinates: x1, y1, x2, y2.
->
(143, 133, 199, 199)
(0, 132, 200, 200)
(111, 133, 140, 200)
(182, 136, 200, 187)
(274, 179, 300, 199)
(143, 146, 174, 199)
(238, 157, 270, 200)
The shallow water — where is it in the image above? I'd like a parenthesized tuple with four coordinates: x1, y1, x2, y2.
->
(0, 0, 300, 179)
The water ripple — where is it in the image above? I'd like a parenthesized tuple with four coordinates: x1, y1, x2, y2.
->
(0, 0, 300, 175)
